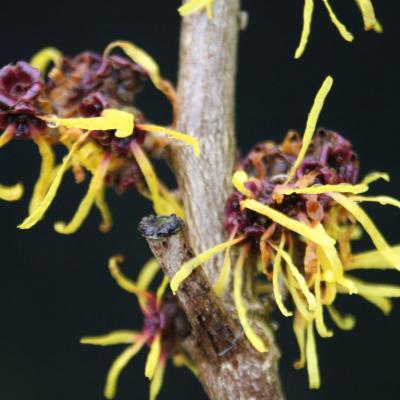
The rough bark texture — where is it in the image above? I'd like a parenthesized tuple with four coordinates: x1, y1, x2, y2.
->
(139, 215, 284, 400)
(140, 0, 285, 398)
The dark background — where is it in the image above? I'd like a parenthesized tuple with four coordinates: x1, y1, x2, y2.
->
(0, 1, 399, 399)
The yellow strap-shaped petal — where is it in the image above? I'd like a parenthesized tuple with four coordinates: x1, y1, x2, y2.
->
(295, 0, 314, 59)
(80, 330, 140, 346)
(29, 135, 55, 213)
(18, 132, 89, 229)
(233, 247, 268, 353)
(138, 124, 200, 156)
(170, 236, 245, 294)
(178, 0, 214, 18)
(172, 353, 198, 376)
(0, 182, 24, 201)
(345, 245, 400, 270)
(270, 243, 316, 311)
(54, 155, 110, 234)
(44, 109, 134, 138)
(314, 265, 333, 338)
(271, 235, 293, 317)
(156, 276, 169, 303)
(347, 275, 400, 298)
(277, 183, 368, 196)
(354, 0, 383, 32)
(293, 313, 307, 369)
(131, 141, 164, 215)
(306, 321, 320, 389)
(286, 76, 333, 182)
(104, 41, 162, 89)
(242, 199, 335, 247)
(361, 294, 392, 315)
(351, 195, 400, 208)
(104, 339, 145, 399)
(326, 305, 356, 330)
(149, 359, 166, 400)
(285, 272, 314, 321)
(360, 171, 389, 186)
(145, 334, 162, 379)
(137, 258, 160, 290)
(321, 0, 354, 41)
(0, 127, 14, 148)
(329, 192, 400, 270)
(108, 256, 149, 303)
(94, 186, 113, 233)
(30, 47, 62, 74)
(232, 170, 253, 197)
(213, 242, 232, 297)
(158, 183, 185, 219)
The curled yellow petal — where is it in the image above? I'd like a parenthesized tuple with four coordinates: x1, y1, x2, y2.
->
(138, 124, 200, 156)
(306, 321, 320, 389)
(170, 236, 245, 294)
(0, 127, 14, 148)
(54, 155, 110, 234)
(104, 41, 162, 89)
(95, 186, 113, 233)
(131, 141, 164, 215)
(233, 248, 268, 353)
(278, 183, 367, 196)
(0, 182, 24, 201)
(29, 135, 56, 214)
(108, 256, 149, 302)
(329, 192, 400, 270)
(286, 76, 333, 182)
(326, 305, 356, 330)
(80, 330, 140, 346)
(172, 353, 198, 376)
(145, 334, 162, 379)
(44, 109, 134, 138)
(293, 312, 307, 369)
(156, 276, 169, 303)
(18, 132, 89, 229)
(178, 0, 213, 18)
(345, 245, 400, 271)
(272, 235, 293, 317)
(242, 199, 335, 247)
(354, 0, 383, 32)
(214, 243, 232, 297)
(295, 0, 314, 59)
(30, 47, 62, 74)
(149, 359, 166, 400)
(360, 171, 389, 185)
(270, 243, 316, 311)
(104, 339, 145, 399)
(321, 0, 354, 41)
(361, 294, 392, 315)
(137, 258, 160, 290)
(351, 195, 400, 209)
(314, 265, 333, 338)
(232, 170, 253, 197)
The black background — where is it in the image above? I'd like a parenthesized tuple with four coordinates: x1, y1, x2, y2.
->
(0, 1, 399, 399)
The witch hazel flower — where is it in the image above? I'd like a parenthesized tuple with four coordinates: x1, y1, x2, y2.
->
(170, 75, 400, 388)
(0, 40, 199, 235)
(81, 256, 192, 400)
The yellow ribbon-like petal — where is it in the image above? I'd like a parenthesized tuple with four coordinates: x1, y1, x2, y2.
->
(18, 132, 90, 229)
(54, 155, 110, 234)
(354, 0, 383, 32)
(178, 0, 214, 18)
(0, 127, 14, 148)
(30, 47, 62, 74)
(156, 276, 169, 303)
(137, 258, 160, 290)
(94, 186, 113, 233)
(29, 135, 56, 213)
(149, 359, 166, 400)
(306, 321, 320, 389)
(326, 305, 356, 330)
(345, 245, 400, 270)
(277, 183, 368, 196)
(360, 171, 389, 186)
(293, 313, 307, 369)
(232, 170, 253, 197)
(80, 330, 140, 346)
(233, 247, 268, 353)
(0, 182, 24, 201)
(138, 124, 200, 156)
(295, 0, 314, 59)
(104, 339, 146, 399)
(170, 236, 245, 294)
(321, 0, 354, 41)
(329, 192, 400, 270)
(145, 334, 162, 379)
(241, 199, 335, 248)
(351, 195, 400, 209)
(314, 265, 333, 338)
(286, 76, 333, 182)
(44, 109, 134, 138)
(213, 243, 233, 297)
